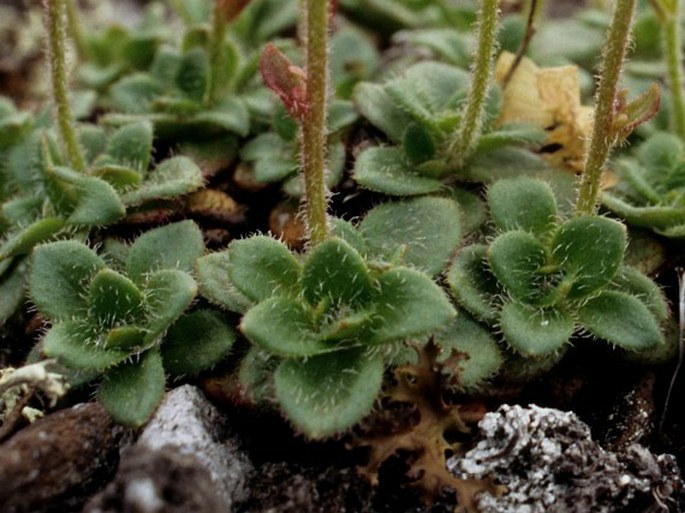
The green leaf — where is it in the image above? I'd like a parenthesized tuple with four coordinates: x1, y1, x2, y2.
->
(353, 146, 443, 196)
(302, 238, 374, 307)
(360, 196, 462, 276)
(636, 131, 683, 171)
(487, 177, 558, 237)
(195, 252, 253, 313)
(103, 326, 147, 350)
(238, 347, 279, 404)
(329, 218, 368, 256)
(29, 241, 105, 321)
(446, 244, 499, 323)
(0, 218, 66, 260)
(403, 122, 437, 163)
(577, 290, 663, 351)
(319, 309, 375, 342)
(43, 320, 129, 371)
(476, 124, 546, 153)
(176, 47, 209, 101)
(500, 302, 574, 357)
(353, 82, 413, 142)
(274, 348, 384, 439)
(162, 309, 235, 375)
(67, 176, 126, 226)
(370, 267, 456, 344)
(98, 349, 166, 427)
(434, 312, 503, 389)
(601, 193, 685, 230)
(88, 268, 145, 328)
(610, 266, 668, 322)
(110, 73, 164, 114)
(488, 231, 551, 305)
(94, 165, 144, 191)
(228, 235, 301, 302)
(102, 121, 153, 173)
(192, 98, 250, 137)
(0, 264, 26, 325)
(143, 269, 198, 344)
(127, 220, 204, 283)
(552, 216, 626, 300)
(241, 296, 331, 357)
(451, 187, 487, 235)
(122, 156, 204, 206)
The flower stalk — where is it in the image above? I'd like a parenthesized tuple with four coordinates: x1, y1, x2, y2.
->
(447, 0, 500, 169)
(43, 0, 86, 172)
(653, 0, 685, 141)
(300, 0, 331, 245)
(575, 0, 637, 215)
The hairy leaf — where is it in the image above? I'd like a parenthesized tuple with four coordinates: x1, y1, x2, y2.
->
(353, 146, 443, 196)
(98, 348, 166, 427)
(302, 238, 373, 308)
(274, 348, 384, 439)
(500, 301, 574, 356)
(127, 220, 205, 283)
(487, 177, 558, 237)
(162, 309, 235, 375)
(360, 196, 462, 276)
(370, 267, 456, 344)
(228, 235, 301, 302)
(241, 296, 331, 357)
(30, 241, 105, 321)
(196, 252, 253, 313)
(578, 290, 663, 351)
(552, 215, 626, 300)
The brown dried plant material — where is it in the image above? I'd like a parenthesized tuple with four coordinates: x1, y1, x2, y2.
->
(269, 202, 305, 250)
(351, 342, 501, 513)
(217, 0, 252, 23)
(186, 189, 245, 224)
(495, 51, 594, 172)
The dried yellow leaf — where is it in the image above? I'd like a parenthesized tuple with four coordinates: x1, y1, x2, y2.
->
(495, 52, 593, 172)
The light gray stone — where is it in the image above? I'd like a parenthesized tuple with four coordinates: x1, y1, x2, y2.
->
(449, 404, 682, 513)
(85, 385, 253, 513)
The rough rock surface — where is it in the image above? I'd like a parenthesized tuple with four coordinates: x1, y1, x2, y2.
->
(449, 404, 682, 513)
(0, 402, 121, 513)
(85, 385, 253, 513)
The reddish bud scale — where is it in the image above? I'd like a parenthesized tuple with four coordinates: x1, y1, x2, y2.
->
(217, 0, 252, 23)
(259, 43, 308, 120)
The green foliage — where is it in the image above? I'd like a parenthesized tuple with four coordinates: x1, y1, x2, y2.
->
(447, 177, 665, 357)
(199, 233, 456, 437)
(29, 222, 235, 426)
(352, 60, 544, 195)
(0, 0, 679, 449)
(602, 132, 685, 237)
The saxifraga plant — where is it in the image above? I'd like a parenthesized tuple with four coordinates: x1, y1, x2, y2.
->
(448, 0, 666, 362)
(29, 221, 235, 426)
(196, 194, 465, 438)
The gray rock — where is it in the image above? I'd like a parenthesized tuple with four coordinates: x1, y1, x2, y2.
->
(85, 385, 253, 513)
(449, 404, 682, 513)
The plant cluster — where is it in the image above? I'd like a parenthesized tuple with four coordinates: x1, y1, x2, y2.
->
(1, 0, 684, 509)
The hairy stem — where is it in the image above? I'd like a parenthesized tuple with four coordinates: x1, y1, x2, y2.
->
(575, 0, 637, 215)
(43, 0, 86, 172)
(447, 0, 500, 169)
(205, 1, 228, 105)
(300, 0, 330, 245)
(660, 0, 685, 141)
(65, 0, 88, 61)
